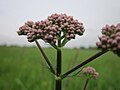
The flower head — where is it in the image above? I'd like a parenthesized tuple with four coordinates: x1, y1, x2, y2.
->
(17, 13, 85, 47)
(82, 66, 99, 80)
(96, 23, 120, 56)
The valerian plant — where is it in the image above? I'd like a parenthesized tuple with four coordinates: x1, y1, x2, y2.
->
(17, 13, 120, 90)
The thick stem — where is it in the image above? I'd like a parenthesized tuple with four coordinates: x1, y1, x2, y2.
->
(57, 49, 62, 76)
(61, 50, 108, 79)
(35, 40, 55, 74)
(55, 49, 62, 90)
(55, 79, 62, 90)
(83, 78, 89, 90)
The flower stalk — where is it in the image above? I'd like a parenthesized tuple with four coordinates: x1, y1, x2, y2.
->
(55, 38, 62, 90)
(83, 78, 89, 90)
(35, 40, 55, 74)
(61, 50, 108, 79)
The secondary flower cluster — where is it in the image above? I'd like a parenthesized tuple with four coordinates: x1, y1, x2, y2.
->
(96, 23, 120, 56)
(17, 13, 85, 46)
(82, 66, 99, 80)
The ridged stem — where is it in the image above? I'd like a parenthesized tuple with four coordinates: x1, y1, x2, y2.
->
(55, 49, 62, 90)
(35, 40, 55, 74)
(61, 50, 108, 79)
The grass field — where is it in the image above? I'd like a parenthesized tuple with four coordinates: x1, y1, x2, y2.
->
(0, 46, 120, 90)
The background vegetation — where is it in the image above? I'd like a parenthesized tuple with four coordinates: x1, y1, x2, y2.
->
(0, 46, 120, 90)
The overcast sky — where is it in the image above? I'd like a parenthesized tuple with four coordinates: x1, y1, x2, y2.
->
(0, 0, 120, 48)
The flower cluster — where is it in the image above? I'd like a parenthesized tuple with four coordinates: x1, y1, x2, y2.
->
(17, 13, 85, 46)
(96, 23, 120, 56)
(82, 66, 99, 80)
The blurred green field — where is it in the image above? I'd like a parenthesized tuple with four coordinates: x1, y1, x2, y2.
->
(0, 46, 120, 90)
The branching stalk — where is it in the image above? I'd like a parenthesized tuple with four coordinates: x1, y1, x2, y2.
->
(35, 40, 55, 74)
(61, 50, 108, 79)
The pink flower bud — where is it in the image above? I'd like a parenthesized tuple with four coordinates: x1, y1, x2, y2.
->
(111, 34, 116, 38)
(117, 44, 120, 49)
(48, 35, 53, 40)
(107, 39, 113, 44)
(70, 34, 75, 39)
(82, 66, 99, 80)
(116, 23, 120, 32)
(96, 42, 102, 48)
(116, 36, 120, 42)
(102, 45, 107, 49)
(44, 35, 49, 39)
(25, 21, 34, 27)
(93, 72, 99, 80)
(105, 24, 110, 29)
(101, 37, 107, 43)
(112, 40, 117, 46)
(38, 29, 43, 33)
(116, 32, 120, 36)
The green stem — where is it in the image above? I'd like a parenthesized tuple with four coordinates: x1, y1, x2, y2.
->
(35, 40, 55, 74)
(55, 49, 62, 90)
(55, 79, 61, 90)
(50, 43, 59, 50)
(56, 49, 62, 76)
(61, 38, 69, 47)
(61, 50, 108, 79)
(83, 78, 89, 90)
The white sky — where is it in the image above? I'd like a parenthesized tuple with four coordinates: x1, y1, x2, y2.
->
(0, 0, 120, 48)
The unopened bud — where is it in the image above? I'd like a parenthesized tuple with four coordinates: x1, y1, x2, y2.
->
(112, 40, 117, 46)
